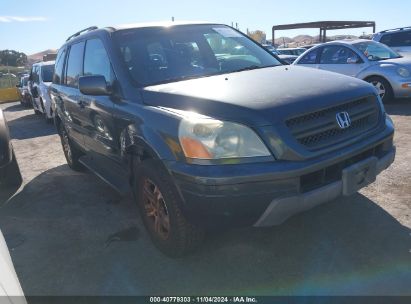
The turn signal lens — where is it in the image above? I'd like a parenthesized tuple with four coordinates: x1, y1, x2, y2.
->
(180, 137, 213, 159)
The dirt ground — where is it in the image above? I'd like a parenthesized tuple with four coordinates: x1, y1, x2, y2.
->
(0, 101, 410, 296)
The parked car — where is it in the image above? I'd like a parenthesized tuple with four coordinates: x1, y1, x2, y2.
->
(301, 43, 322, 50)
(0, 230, 26, 303)
(262, 44, 298, 64)
(51, 23, 395, 257)
(16, 75, 32, 107)
(277, 47, 306, 56)
(28, 61, 55, 122)
(373, 27, 411, 56)
(293, 40, 411, 102)
(0, 109, 22, 202)
(277, 54, 298, 64)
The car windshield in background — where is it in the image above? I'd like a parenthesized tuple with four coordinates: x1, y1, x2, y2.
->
(353, 41, 401, 61)
(41, 65, 55, 82)
(114, 24, 282, 86)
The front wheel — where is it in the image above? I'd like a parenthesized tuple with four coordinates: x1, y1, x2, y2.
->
(366, 76, 393, 103)
(135, 160, 204, 257)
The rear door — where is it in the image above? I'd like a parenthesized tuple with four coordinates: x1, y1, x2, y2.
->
(317, 45, 365, 77)
(60, 41, 86, 147)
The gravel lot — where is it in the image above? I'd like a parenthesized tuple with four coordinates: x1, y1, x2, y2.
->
(0, 101, 410, 296)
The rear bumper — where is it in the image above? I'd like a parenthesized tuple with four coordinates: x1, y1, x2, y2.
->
(164, 120, 395, 228)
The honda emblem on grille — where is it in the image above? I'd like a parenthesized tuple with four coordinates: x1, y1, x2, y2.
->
(336, 111, 351, 129)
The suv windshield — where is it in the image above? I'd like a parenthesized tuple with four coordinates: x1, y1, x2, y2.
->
(41, 64, 55, 82)
(114, 24, 282, 86)
(353, 41, 401, 61)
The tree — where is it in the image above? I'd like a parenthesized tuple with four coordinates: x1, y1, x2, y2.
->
(0, 50, 27, 67)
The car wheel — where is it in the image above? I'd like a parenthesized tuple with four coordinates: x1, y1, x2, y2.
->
(45, 108, 53, 124)
(34, 109, 42, 115)
(135, 159, 204, 257)
(59, 124, 83, 171)
(366, 76, 393, 103)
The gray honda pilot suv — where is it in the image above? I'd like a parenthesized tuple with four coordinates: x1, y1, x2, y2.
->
(50, 22, 395, 257)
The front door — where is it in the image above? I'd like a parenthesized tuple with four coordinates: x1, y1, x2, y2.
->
(317, 45, 365, 77)
(60, 41, 86, 147)
(80, 38, 120, 166)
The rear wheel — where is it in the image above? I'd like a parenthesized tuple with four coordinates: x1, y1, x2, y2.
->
(59, 124, 83, 171)
(45, 108, 53, 124)
(135, 160, 204, 257)
(366, 76, 393, 103)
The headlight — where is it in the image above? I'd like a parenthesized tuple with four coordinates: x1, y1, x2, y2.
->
(397, 67, 410, 77)
(178, 113, 271, 159)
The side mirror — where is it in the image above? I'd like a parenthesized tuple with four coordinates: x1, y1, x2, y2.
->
(347, 57, 360, 64)
(79, 75, 110, 96)
(15, 84, 21, 88)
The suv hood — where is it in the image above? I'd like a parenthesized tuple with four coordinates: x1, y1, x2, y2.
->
(141, 66, 376, 126)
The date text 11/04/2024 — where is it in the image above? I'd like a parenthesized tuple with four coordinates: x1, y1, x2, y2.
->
(149, 297, 258, 303)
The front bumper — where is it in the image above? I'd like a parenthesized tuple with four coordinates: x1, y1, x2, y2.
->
(390, 76, 411, 98)
(164, 120, 395, 228)
(254, 148, 394, 226)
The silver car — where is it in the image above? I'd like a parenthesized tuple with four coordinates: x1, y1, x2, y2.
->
(373, 27, 411, 57)
(293, 39, 411, 102)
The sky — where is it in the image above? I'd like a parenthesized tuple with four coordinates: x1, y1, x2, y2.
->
(0, 0, 410, 55)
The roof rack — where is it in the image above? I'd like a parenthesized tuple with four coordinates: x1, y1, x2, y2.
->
(380, 26, 411, 33)
(66, 26, 98, 41)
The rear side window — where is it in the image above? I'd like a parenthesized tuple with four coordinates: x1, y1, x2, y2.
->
(298, 48, 320, 64)
(33, 66, 40, 84)
(41, 65, 54, 83)
(319, 46, 358, 64)
(53, 47, 67, 84)
(65, 41, 85, 88)
(380, 31, 411, 47)
(83, 39, 114, 83)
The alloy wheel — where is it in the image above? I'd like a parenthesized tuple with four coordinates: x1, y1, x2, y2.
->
(371, 81, 386, 99)
(142, 178, 170, 240)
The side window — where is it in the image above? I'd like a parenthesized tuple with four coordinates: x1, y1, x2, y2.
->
(65, 41, 85, 88)
(298, 48, 319, 64)
(392, 31, 411, 47)
(34, 66, 40, 84)
(380, 34, 393, 46)
(84, 39, 114, 83)
(319, 46, 358, 64)
(53, 47, 67, 84)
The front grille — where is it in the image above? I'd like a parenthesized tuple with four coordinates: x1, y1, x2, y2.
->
(286, 97, 381, 150)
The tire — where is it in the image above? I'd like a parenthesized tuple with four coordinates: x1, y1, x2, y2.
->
(58, 124, 84, 171)
(34, 109, 42, 115)
(45, 109, 53, 124)
(366, 76, 393, 103)
(134, 159, 204, 257)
